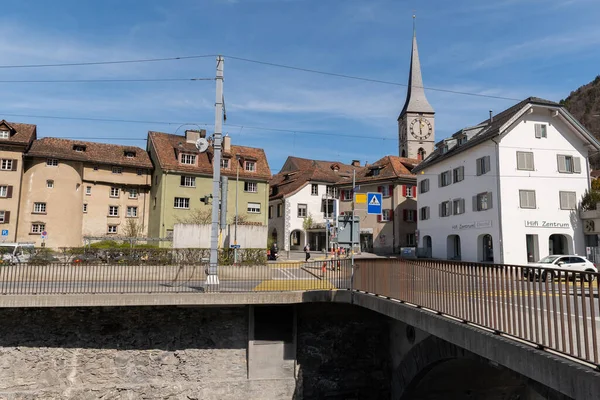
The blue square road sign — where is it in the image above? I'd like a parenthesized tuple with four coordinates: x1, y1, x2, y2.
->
(1, 229, 7, 236)
(367, 192, 383, 215)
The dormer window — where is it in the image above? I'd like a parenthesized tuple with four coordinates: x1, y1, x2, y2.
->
(124, 151, 136, 158)
(245, 161, 256, 172)
(0, 130, 9, 139)
(73, 145, 86, 152)
(441, 146, 449, 154)
(220, 158, 230, 169)
(180, 153, 196, 165)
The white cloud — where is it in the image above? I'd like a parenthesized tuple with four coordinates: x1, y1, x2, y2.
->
(473, 27, 600, 70)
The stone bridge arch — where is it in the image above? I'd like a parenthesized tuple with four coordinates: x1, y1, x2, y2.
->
(393, 334, 566, 400)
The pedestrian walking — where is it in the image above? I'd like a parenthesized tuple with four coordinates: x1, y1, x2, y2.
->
(304, 243, 311, 262)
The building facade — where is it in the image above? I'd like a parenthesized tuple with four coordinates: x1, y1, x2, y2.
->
(0, 120, 36, 243)
(413, 97, 600, 265)
(268, 157, 352, 252)
(17, 138, 153, 248)
(147, 130, 270, 241)
(336, 156, 418, 254)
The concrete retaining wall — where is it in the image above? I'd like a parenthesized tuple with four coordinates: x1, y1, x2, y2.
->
(173, 224, 267, 249)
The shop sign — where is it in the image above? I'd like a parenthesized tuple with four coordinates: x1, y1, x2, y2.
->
(452, 220, 492, 230)
(524, 220, 570, 229)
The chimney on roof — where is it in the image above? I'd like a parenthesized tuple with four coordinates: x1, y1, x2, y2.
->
(223, 134, 231, 153)
(489, 110, 493, 123)
(351, 160, 360, 167)
(185, 129, 206, 144)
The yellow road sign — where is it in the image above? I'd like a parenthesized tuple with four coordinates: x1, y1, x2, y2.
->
(355, 193, 367, 204)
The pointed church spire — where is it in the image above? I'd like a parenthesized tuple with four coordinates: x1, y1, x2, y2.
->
(399, 15, 434, 118)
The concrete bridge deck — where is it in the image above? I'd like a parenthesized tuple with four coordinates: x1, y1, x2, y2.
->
(1, 258, 599, 399)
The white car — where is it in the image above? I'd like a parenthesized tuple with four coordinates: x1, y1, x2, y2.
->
(525, 255, 598, 281)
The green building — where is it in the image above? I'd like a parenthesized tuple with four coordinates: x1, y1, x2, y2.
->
(147, 130, 271, 241)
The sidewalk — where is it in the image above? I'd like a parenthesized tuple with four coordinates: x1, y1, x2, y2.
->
(275, 250, 392, 262)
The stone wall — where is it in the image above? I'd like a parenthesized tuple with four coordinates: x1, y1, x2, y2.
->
(0, 304, 393, 400)
(0, 306, 294, 400)
(295, 303, 391, 399)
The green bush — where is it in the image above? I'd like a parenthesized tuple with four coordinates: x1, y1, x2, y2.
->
(581, 189, 600, 211)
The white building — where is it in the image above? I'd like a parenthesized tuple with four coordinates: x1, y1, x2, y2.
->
(268, 157, 353, 252)
(413, 97, 600, 265)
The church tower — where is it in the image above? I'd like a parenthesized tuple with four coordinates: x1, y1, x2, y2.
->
(398, 20, 435, 161)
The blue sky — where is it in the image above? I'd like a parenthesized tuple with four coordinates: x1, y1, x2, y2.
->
(1, 0, 599, 173)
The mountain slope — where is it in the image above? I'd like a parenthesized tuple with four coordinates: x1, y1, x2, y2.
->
(560, 75, 600, 168)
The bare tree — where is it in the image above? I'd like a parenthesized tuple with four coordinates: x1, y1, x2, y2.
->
(229, 213, 254, 225)
(176, 208, 212, 224)
(123, 219, 143, 237)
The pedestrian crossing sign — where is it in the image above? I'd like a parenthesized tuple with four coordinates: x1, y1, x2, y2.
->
(367, 192, 382, 214)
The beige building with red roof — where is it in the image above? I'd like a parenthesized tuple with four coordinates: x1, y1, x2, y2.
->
(336, 156, 418, 254)
(268, 156, 354, 252)
(17, 138, 153, 248)
(147, 130, 271, 241)
(269, 155, 418, 255)
(0, 120, 37, 242)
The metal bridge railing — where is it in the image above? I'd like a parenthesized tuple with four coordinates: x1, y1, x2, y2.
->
(1, 256, 598, 369)
(353, 258, 600, 370)
(0, 258, 352, 295)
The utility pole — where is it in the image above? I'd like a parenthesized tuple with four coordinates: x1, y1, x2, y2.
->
(234, 154, 240, 264)
(207, 55, 224, 287)
(325, 189, 329, 258)
(351, 168, 356, 291)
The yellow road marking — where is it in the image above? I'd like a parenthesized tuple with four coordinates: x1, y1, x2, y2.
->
(253, 279, 335, 291)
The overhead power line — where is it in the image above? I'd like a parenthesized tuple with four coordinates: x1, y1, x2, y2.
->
(9, 112, 586, 153)
(0, 54, 218, 69)
(0, 112, 212, 126)
(225, 55, 522, 101)
(0, 52, 522, 101)
(0, 78, 213, 83)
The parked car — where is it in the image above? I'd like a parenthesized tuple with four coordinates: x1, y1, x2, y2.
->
(71, 253, 103, 265)
(524, 255, 598, 282)
(0, 243, 35, 264)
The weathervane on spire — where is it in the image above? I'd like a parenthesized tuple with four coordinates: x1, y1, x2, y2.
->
(412, 11, 416, 36)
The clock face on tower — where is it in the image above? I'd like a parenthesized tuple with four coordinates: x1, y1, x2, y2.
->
(409, 117, 433, 140)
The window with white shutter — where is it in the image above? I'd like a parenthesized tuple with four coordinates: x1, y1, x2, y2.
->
(559, 191, 577, 210)
(557, 155, 581, 174)
(516, 151, 534, 171)
(519, 190, 536, 209)
(534, 124, 547, 139)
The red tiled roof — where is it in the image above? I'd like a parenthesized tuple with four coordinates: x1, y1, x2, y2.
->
(591, 170, 600, 178)
(26, 138, 152, 168)
(270, 157, 355, 199)
(343, 156, 417, 186)
(148, 131, 271, 180)
(0, 120, 36, 146)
